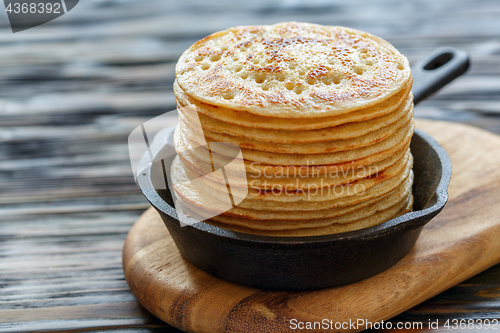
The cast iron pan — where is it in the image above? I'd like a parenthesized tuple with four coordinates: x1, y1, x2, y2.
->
(137, 47, 469, 290)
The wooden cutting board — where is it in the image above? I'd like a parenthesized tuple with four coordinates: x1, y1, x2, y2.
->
(122, 119, 500, 333)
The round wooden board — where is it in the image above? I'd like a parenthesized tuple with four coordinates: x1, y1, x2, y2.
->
(123, 119, 500, 333)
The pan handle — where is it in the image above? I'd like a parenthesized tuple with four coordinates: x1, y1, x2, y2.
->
(411, 47, 470, 105)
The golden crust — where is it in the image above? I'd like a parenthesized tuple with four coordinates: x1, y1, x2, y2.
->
(178, 97, 414, 149)
(171, 152, 413, 203)
(175, 22, 411, 118)
(174, 119, 415, 166)
(200, 194, 413, 236)
(174, 79, 412, 131)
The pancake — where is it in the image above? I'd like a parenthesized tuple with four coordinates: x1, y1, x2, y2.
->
(171, 152, 413, 204)
(176, 170, 412, 222)
(173, 78, 412, 131)
(211, 191, 413, 229)
(178, 144, 409, 190)
(216, 120, 414, 166)
(201, 194, 413, 236)
(179, 147, 410, 191)
(176, 22, 411, 118)
(236, 169, 414, 212)
(171, 22, 414, 236)
(179, 103, 414, 154)
(175, 118, 414, 166)
(176, 131, 411, 177)
(178, 90, 414, 144)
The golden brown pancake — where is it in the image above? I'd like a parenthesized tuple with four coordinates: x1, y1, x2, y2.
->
(182, 194, 413, 236)
(173, 78, 412, 131)
(171, 22, 415, 236)
(176, 172, 412, 222)
(175, 118, 414, 166)
(176, 22, 411, 118)
(179, 148, 410, 192)
(178, 88, 414, 145)
(171, 152, 413, 204)
(179, 104, 414, 153)
(178, 145, 409, 190)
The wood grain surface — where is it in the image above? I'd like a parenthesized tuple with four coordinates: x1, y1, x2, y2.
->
(122, 120, 500, 333)
(2, 0, 500, 332)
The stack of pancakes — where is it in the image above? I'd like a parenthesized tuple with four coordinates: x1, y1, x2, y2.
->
(171, 22, 414, 236)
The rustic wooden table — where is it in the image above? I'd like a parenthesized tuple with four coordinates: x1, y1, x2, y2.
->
(1, 0, 500, 332)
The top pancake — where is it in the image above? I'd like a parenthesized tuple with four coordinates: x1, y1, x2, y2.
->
(174, 79, 412, 131)
(175, 22, 411, 118)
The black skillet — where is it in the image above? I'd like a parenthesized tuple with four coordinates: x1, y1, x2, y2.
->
(137, 47, 469, 290)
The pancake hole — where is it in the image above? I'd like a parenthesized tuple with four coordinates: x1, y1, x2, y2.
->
(194, 55, 204, 62)
(210, 54, 221, 62)
(235, 65, 243, 72)
(277, 74, 286, 82)
(240, 72, 248, 79)
(307, 78, 316, 85)
(222, 91, 236, 100)
(397, 63, 404, 70)
(361, 54, 368, 59)
(354, 67, 365, 75)
(329, 72, 342, 85)
(298, 69, 306, 75)
(201, 63, 210, 70)
(294, 85, 305, 94)
(285, 82, 295, 90)
(261, 82, 270, 91)
(365, 60, 374, 66)
(289, 64, 297, 70)
(220, 45, 229, 51)
(232, 56, 239, 61)
(254, 74, 265, 84)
